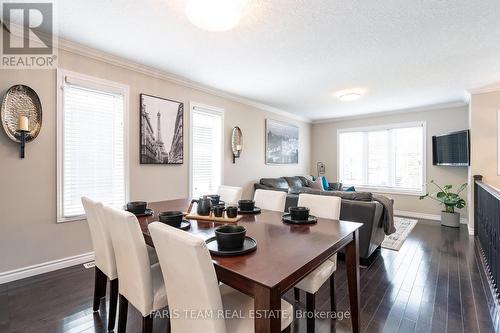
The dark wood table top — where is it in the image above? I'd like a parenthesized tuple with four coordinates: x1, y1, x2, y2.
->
(138, 199, 362, 290)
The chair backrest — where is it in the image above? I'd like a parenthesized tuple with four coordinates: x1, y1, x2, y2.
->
(217, 185, 243, 205)
(298, 193, 341, 220)
(254, 189, 287, 212)
(148, 222, 226, 333)
(81, 197, 117, 279)
(102, 205, 154, 316)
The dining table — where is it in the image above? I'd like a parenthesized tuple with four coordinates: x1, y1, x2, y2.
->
(137, 199, 362, 333)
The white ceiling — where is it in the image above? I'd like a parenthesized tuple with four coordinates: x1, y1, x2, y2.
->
(53, 0, 500, 121)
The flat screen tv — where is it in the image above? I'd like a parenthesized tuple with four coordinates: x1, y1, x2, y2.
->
(432, 130, 470, 166)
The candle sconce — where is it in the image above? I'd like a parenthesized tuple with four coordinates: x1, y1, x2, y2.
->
(0, 85, 42, 159)
(231, 126, 243, 163)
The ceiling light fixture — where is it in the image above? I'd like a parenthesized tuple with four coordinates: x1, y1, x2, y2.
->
(335, 89, 366, 102)
(186, 0, 247, 32)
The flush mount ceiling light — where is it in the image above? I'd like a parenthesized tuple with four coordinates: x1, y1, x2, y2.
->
(186, 0, 248, 31)
(335, 88, 366, 102)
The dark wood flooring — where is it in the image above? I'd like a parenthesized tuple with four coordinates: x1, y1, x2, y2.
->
(0, 222, 496, 333)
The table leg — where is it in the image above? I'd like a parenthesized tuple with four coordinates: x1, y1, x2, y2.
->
(254, 284, 282, 333)
(345, 230, 360, 333)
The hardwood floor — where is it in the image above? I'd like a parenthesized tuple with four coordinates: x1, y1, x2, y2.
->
(0, 221, 496, 333)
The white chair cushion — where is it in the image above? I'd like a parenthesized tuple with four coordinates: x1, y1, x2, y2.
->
(220, 284, 293, 333)
(218, 186, 243, 205)
(254, 189, 287, 212)
(151, 263, 168, 311)
(295, 260, 336, 294)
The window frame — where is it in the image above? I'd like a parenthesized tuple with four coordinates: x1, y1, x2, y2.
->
(189, 102, 225, 199)
(336, 121, 427, 196)
(56, 69, 130, 223)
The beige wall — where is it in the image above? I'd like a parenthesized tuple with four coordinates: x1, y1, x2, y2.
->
(467, 90, 500, 230)
(469, 91, 500, 188)
(0, 48, 311, 273)
(311, 106, 469, 217)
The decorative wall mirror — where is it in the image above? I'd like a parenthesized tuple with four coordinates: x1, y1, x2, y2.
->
(231, 126, 242, 163)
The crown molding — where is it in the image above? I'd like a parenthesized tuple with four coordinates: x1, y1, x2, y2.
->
(312, 101, 468, 124)
(468, 82, 500, 95)
(55, 38, 311, 123)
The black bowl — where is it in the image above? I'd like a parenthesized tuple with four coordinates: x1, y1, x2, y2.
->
(215, 225, 246, 250)
(289, 206, 310, 221)
(238, 200, 255, 212)
(158, 211, 184, 228)
(126, 201, 147, 214)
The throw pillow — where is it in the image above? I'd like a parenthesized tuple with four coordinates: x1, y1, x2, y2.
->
(345, 186, 356, 192)
(321, 176, 329, 191)
(307, 178, 323, 190)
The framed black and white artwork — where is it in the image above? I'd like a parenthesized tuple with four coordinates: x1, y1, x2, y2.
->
(140, 94, 183, 164)
(265, 119, 299, 165)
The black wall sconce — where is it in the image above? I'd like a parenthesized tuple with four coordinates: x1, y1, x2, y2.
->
(231, 126, 242, 163)
(1, 85, 43, 159)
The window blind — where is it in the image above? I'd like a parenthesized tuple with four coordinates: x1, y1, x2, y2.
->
(338, 123, 425, 194)
(191, 107, 222, 198)
(59, 80, 126, 220)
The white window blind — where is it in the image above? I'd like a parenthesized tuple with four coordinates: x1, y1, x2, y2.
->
(338, 122, 425, 195)
(58, 72, 127, 221)
(191, 106, 223, 198)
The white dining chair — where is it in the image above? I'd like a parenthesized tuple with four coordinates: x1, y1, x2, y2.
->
(253, 189, 287, 212)
(217, 185, 243, 205)
(82, 197, 119, 332)
(102, 206, 168, 333)
(148, 222, 293, 333)
(294, 193, 342, 333)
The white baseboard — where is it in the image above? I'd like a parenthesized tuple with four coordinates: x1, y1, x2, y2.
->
(395, 210, 468, 225)
(0, 252, 95, 285)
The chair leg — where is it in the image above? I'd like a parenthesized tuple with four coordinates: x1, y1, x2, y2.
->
(108, 279, 119, 332)
(142, 314, 153, 333)
(93, 267, 107, 311)
(306, 292, 315, 333)
(294, 287, 300, 303)
(330, 274, 336, 314)
(118, 295, 128, 333)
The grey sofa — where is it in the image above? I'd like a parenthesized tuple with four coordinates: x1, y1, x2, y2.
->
(254, 176, 387, 263)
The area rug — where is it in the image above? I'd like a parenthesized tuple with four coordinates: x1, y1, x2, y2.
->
(381, 217, 418, 251)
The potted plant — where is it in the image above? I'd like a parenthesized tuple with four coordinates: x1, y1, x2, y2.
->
(419, 180, 467, 228)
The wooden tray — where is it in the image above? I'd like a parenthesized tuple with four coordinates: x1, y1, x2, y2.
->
(185, 212, 242, 223)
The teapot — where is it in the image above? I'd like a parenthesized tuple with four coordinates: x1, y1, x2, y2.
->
(191, 195, 212, 216)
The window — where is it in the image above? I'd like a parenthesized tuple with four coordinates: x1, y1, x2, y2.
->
(190, 104, 223, 198)
(57, 70, 129, 222)
(338, 122, 425, 195)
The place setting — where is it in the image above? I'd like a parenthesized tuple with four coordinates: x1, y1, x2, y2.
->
(237, 199, 261, 214)
(205, 225, 257, 257)
(282, 206, 318, 225)
(124, 201, 154, 217)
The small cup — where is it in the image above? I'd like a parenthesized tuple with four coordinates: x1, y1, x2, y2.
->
(215, 225, 246, 250)
(238, 200, 255, 212)
(158, 211, 184, 228)
(212, 205, 225, 218)
(289, 206, 310, 221)
(226, 206, 238, 218)
(126, 201, 147, 214)
(208, 194, 220, 205)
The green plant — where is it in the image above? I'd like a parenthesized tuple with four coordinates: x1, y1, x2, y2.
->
(419, 180, 467, 213)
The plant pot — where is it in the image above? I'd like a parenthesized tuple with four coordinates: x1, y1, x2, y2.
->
(441, 211, 460, 228)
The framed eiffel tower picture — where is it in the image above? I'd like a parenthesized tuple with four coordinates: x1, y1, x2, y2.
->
(140, 94, 184, 164)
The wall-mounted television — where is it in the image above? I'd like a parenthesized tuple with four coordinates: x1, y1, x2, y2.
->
(432, 130, 470, 166)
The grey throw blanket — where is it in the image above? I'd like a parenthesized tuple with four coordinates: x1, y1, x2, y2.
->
(372, 194, 396, 235)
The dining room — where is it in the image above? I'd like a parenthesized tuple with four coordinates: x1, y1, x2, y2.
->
(2, 1, 500, 333)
